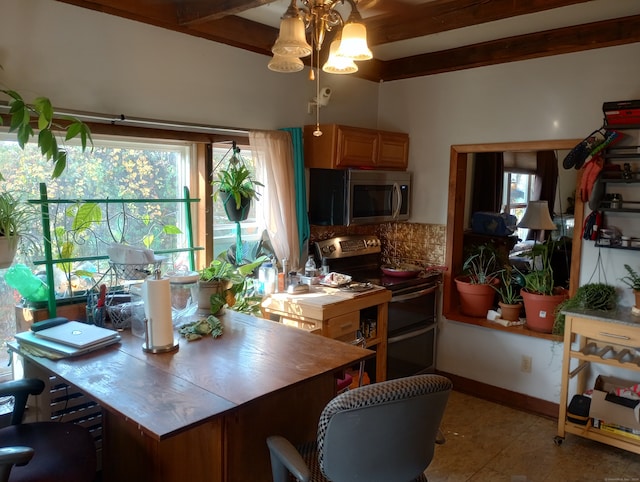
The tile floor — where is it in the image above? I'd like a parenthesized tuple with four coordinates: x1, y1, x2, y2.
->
(425, 390, 640, 482)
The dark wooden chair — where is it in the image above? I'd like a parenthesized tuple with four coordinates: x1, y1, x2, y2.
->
(0, 378, 97, 482)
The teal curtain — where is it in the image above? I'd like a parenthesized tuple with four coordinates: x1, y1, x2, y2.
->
(280, 128, 310, 265)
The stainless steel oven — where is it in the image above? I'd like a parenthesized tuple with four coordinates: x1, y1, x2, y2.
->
(314, 235, 441, 380)
(386, 282, 438, 379)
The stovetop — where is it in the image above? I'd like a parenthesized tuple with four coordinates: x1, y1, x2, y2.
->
(314, 235, 442, 292)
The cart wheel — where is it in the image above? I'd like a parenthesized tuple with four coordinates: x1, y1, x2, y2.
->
(553, 436, 563, 446)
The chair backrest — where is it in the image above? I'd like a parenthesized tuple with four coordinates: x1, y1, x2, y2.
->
(317, 374, 452, 482)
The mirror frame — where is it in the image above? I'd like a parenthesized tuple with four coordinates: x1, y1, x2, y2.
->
(442, 139, 584, 340)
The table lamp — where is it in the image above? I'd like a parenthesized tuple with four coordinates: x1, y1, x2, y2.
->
(517, 200, 557, 242)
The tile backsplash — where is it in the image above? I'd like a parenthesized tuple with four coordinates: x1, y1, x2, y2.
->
(309, 222, 446, 268)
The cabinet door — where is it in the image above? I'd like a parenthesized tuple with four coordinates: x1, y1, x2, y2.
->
(335, 127, 378, 168)
(377, 131, 409, 169)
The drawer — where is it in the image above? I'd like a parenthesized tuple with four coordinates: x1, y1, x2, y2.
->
(325, 312, 359, 341)
(281, 317, 322, 335)
(571, 316, 640, 346)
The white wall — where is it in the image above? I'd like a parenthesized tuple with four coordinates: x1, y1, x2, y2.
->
(0, 0, 378, 131)
(5, 0, 640, 404)
(379, 43, 640, 403)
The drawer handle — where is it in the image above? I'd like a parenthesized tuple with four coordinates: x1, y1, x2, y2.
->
(339, 323, 353, 331)
(598, 331, 630, 340)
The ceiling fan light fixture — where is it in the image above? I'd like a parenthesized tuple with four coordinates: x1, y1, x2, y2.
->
(272, 14, 312, 58)
(336, 21, 372, 61)
(268, 53, 305, 73)
(323, 39, 358, 74)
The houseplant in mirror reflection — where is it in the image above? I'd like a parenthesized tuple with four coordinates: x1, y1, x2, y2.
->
(519, 240, 568, 333)
(454, 244, 502, 318)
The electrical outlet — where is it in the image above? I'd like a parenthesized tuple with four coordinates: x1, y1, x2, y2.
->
(521, 355, 532, 373)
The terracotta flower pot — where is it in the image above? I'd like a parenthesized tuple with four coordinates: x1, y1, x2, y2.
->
(521, 287, 569, 333)
(498, 301, 522, 322)
(455, 275, 498, 318)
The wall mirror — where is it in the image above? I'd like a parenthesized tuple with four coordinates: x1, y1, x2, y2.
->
(442, 139, 584, 340)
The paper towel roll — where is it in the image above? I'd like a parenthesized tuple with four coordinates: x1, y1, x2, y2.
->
(142, 278, 174, 348)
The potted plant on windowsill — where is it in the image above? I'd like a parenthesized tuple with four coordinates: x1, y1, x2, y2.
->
(198, 255, 268, 315)
(620, 264, 640, 309)
(454, 243, 502, 317)
(519, 241, 569, 333)
(0, 191, 36, 268)
(493, 268, 523, 322)
(211, 144, 263, 222)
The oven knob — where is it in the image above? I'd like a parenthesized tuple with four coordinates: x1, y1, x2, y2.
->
(321, 246, 330, 255)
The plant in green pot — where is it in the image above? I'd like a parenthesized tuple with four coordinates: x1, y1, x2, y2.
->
(620, 264, 640, 309)
(211, 143, 263, 222)
(519, 241, 569, 333)
(492, 268, 523, 322)
(454, 243, 502, 318)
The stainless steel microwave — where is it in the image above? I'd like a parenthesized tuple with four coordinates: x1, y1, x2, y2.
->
(308, 169, 411, 225)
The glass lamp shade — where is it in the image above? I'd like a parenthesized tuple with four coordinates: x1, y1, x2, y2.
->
(268, 53, 304, 73)
(517, 200, 557, 230)
(272, 16, 312, 58)
(335, 22, 372, 61)
(322, 39, 358, 74)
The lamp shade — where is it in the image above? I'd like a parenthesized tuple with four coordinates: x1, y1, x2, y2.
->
(268, 53, 304, 73)
(335, 22, 372, 61)
(517, 201, 557, 230)
(322, 39, 358, 74)
(272, 16, 312, 58)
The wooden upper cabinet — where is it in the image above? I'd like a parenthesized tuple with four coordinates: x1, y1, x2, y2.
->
(304, 124, 409, 170)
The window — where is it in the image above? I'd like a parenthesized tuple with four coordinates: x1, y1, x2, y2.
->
(0, 132, 194, 378)
(210, 142, 265, 259)
(502, 170, 536, 240)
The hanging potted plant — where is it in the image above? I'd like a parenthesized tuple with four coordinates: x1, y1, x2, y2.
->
(211, 143, 263, 222)
(492, 268, 523, 322)
(519, 241, 569, 333)
(454, 244, 502, 317)
(0, 191, 36, 268)
(553, 283, 617, 336)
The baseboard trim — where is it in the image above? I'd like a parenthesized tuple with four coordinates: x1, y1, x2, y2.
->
(436, 370, 559, 420)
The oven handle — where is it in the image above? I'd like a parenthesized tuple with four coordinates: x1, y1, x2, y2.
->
(391, 285, 438, 302)
(388, 326, 434, 344)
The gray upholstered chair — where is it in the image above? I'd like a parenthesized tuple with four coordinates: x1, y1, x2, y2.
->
(267, 373, 452, 482)
(0, 378, 97, 482)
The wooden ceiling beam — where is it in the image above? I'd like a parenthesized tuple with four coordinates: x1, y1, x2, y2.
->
(365, 0, 594, 45)
(177, 0, 279, 26)
(380, 15, 640, 81)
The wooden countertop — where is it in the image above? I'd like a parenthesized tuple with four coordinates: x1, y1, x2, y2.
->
(261, 285, 392, 320)
(10, 311, 373, 441)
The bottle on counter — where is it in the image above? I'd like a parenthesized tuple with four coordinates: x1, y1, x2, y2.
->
(279, 258, 288, 292)
(320, 257, 330, 275)
(304, 255, 317, 277)
(259, 261, 277, 295)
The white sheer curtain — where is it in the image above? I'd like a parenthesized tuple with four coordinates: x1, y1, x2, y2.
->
(249, 130, 301, 271)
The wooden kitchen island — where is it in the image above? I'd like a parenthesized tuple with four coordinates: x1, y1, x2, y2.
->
(261, 285, 391, 382)
(10, 311, 372, 482)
